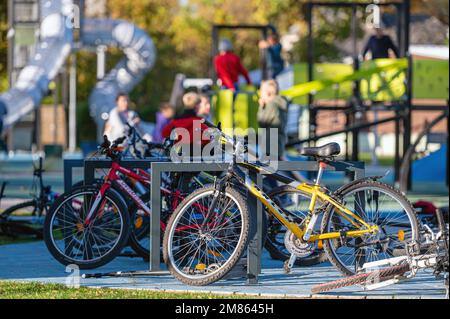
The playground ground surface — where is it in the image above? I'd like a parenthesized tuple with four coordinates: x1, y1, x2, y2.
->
(0, 156, 448, 299)
(0, 240, 447, 299)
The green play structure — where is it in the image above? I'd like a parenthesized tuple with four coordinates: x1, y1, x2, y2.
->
(212, 58, 449, 131)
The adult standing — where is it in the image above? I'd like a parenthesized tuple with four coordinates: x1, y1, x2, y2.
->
(362, 27, 399, 60)
(259, 34, 285, 79)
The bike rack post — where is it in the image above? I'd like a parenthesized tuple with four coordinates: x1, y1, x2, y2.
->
(247, 169, 263, 284)
(63, 158, 84, 192)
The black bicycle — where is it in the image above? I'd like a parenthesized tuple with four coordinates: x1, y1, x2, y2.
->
(0, 157, 57, 239)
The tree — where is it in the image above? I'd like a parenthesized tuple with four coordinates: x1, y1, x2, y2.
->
(0, 1, 8, 91)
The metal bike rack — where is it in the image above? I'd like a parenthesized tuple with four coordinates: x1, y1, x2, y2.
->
(63, 158, 365, 284)
(63, 158, 84, 192)
(150, 160, 365, 284)
(63, 157, 168, 192)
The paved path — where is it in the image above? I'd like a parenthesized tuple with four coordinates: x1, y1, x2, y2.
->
(0, 241, 447, 299)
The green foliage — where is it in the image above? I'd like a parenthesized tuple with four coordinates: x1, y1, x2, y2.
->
(0, 1, 8, 91)
(0, 281, 253, 299)
(76, 101, 97, 141)
(2, 0, 446, 147)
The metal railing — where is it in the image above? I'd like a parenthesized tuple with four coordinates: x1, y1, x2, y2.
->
(63, 158, 365, 284)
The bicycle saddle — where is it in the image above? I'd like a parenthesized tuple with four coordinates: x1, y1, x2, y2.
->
(300, 142, 341, 158)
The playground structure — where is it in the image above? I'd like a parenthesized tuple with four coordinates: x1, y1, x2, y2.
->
(0, 0, 448, 193)
(205, 0, 449, 192)
(0, 0, 156, 151)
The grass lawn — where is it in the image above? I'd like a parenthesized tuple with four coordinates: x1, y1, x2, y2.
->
(358, 152, 394, 166)
(0, 281, 253, 299)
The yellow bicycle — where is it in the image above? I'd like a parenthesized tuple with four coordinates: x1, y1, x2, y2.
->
(163, 127, 419, 286)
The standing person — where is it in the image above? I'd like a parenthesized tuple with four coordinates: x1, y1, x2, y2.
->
(257, 80, 288, 189)
(214, 39, 252, 91)
(362, 27, 399, 60)
(0, 100, 7, 152)
(153, 102, 175, 143)
(197, 94, 212, 122)
(103, 93, 141, 142)
(259, 34, 285, 79)
(257, 79, 288, 159)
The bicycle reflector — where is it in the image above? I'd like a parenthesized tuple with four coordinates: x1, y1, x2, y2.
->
(318, 240, 323, 250)
(135, 216, 143, 229)
(398, 230, 405, 241)
(195, 263, 206, 271)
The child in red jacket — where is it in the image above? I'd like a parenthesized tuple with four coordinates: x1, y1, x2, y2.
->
(162, 92, 210, 157)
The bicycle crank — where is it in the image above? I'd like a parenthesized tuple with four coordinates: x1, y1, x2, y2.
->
(284, 230, 316, 258)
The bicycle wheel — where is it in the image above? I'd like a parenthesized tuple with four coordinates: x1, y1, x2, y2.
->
(265, 186, 327, 266)
(163, 185, 250, 286)
(44, 185, 130, 269)
(321, 180, 419, 276)
(0, 200, 44, 238)
(311, 263, 410, 294)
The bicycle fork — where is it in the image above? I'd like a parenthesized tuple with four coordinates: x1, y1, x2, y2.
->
(84, 183, 110, 225)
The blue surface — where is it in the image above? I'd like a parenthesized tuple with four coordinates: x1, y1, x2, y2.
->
(412, 145, 447, 183)
(0, 241, 447, 299)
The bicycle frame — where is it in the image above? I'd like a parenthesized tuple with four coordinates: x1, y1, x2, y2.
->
(83, 162, 204, 232)
(84, 162, 152, 225)
(233, 161, 378, 243)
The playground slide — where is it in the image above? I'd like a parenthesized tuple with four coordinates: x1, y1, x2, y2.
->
(281, 58, 408, 99)
(0, 0, 73, 132)
(0, 0, 156, 140)
(82, 19, 156, 137)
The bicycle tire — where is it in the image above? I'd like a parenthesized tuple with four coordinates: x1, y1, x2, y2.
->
(44, 185, 131, 269)
(311, 263, 410, 294)
(0, 200, 44, 238)
(163, 185, 250, 286)
(321, 180, 419, 276)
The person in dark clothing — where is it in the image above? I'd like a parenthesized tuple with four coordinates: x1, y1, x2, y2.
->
(259, 34, 285, 79)
(0, 100, 7, 152)
(153, 102, 174, 143)
(362, 27, 399, 60)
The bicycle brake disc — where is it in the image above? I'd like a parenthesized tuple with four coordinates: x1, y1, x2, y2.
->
(284, 230, 315, 258)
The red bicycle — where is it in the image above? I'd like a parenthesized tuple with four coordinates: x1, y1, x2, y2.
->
(44, 136, 211, 269)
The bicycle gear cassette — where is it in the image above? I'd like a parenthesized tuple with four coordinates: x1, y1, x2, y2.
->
(284, 230, 315, 258)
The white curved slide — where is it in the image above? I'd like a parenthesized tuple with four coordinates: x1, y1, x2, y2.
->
(0, 0, 73, 131)
(0, 1, 156, 142)
(82, 19, 156, 136)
